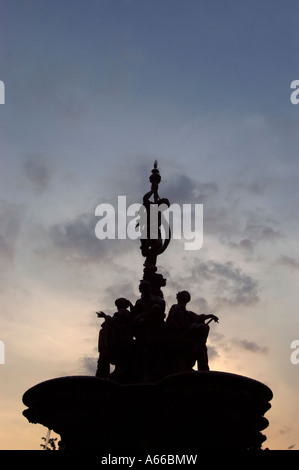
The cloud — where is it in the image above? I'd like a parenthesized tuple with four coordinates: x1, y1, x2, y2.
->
(191, 260, 260, 308)
(232, 339, 269, 354)
(206, 345, 219, 360)
(48, 212, 113, 264)
(0, 200, 24, 268)
(81, 356, 97, 375)
(207, 205, 283, 260)
(103, 281, 138, 307)
(244, 211, 282, 243)
(164, 174, 218, 204)
(46, 210, 135, 265)
(194, 296, 210, 312)
(276, 255, 299, 270)
(22, 154, 52, 194)
(229, 238, 254, 255)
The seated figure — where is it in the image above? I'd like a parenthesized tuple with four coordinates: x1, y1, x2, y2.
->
(95, 298, 133, 378)
(166, 291, 218, 371)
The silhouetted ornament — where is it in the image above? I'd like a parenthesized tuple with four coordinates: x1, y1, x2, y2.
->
(139, 162, 171, 269)
(149, 160, 161, 195)
(23, 372, 273, 451)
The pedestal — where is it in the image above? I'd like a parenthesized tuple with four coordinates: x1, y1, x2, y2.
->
(22, 371, 273, 451)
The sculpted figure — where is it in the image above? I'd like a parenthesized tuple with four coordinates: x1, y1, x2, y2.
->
(95, 298, 133, 378)
(166, 291, 218, 371)
(133, 281, 166, 344)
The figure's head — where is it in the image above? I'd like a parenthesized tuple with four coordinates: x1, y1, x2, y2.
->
(115, 298, 130, 309)
(139, 280, 151, 295)
(176, 291, 191, 304)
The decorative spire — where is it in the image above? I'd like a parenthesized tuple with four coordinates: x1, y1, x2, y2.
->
(149, 160, 161, 202)
(138, 163, 171, 298)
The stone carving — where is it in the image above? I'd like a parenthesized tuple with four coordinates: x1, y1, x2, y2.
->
(166, 291, 219, 371)
(95, 298, 134, 379)
(139, 161, 171, 268)
(95, 164, 219, 381)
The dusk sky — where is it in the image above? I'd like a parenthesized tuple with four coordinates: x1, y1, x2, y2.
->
(1, 0, 299, 450)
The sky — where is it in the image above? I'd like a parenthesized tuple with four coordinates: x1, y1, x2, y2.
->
(0, 0, 299, 450)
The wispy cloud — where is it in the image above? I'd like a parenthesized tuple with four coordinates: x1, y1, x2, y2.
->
(276, 255, 299, 270)
(0, 200, 24, 268)
(191, 259, 260, 308)
(244, 212, 282, 243)
(164, 174, 219, 204)
(229, 238, 254, 255)
(46, 211, 133, 265)
(232, 338, 269, 354)
(22, 154, 52, 194)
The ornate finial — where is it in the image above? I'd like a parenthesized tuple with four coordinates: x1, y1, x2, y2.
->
(139, 163, 171, 274)
(149, 160, 161, 194)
